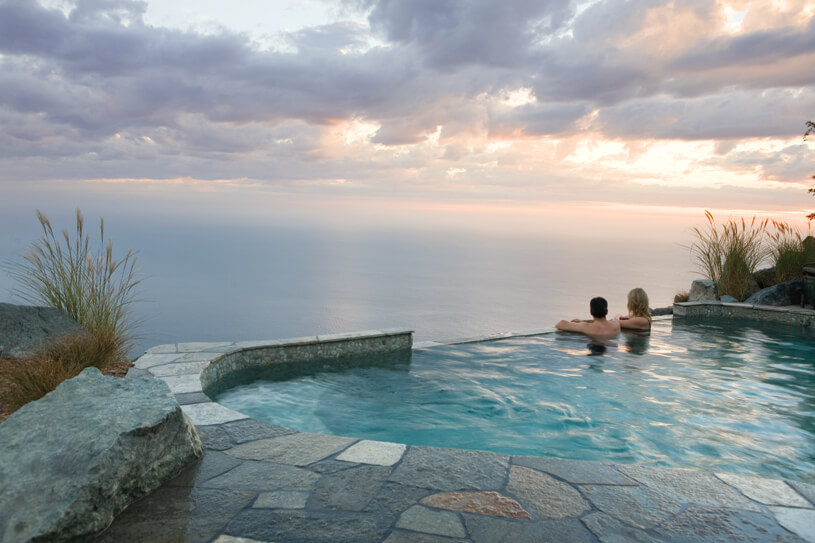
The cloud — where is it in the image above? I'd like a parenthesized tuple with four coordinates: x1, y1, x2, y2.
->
(0, 0, 812, 211)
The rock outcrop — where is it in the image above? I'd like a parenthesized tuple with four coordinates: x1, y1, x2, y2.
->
(0, 302, 85, 359)
(0, 367, 203, 542)
(688, 280, 718, 302)
(744, 280, 805, 307)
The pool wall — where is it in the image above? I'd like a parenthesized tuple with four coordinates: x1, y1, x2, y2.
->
(674, 301, 815, 326)
(200, 328, 413, 397)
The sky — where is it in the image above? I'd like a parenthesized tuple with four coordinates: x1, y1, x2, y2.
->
(0, 0, 814, 227)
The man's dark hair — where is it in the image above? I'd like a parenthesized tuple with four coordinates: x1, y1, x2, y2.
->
(590, 297, 608, 319)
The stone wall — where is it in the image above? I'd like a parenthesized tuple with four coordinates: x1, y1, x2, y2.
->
(200, 329, 413, 396)
(673, 301, 815, 327)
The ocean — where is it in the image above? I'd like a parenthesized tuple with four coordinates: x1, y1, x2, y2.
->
(1, 197, 695, 356)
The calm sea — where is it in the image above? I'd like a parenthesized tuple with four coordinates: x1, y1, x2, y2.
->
(1, 204, 694, 356)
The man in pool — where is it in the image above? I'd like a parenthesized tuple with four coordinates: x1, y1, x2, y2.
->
(555, 297, 621, 337)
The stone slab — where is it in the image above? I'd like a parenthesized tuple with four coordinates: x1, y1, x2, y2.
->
(220, 418, 297, 443)
(337, 440, 407, 466)
(254, 491, 309, 509)
(94, 486, 253, 543)
(384, 530, 469, 543)
(421, 491, 531, 519)
(144, 344, 178, 354)
(582, 511, 665, 543)
(201, 460, 319, 491)
(176, 342, 236, 352)
(223, 509, 390, 543)
(181, 402, 249, 425)
(165, 450, 243, 488)
(789, 481, 815, 506)
(226, 433, 356, 466)
(716, 473, 811, 507)
(769, 506, 815, 542)
(580, 484, 682, 530)
(656, 506, 805, 543)
(174, 391, 212, 406)
(134, 353, 185, 369)
(396, 505, 466, 538)
(161, 373, 205, 394)
(513, 456, 636, 485)
(618, 465, 762, 511)
(311, 465, 392, 511)
(506, 465, 589, 519)
(388, 446, 509, 491)
(149, 360, 211, 377)
(464, 514, 595, 543)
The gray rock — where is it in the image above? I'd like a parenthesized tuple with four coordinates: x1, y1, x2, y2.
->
(753, 267, 777, 290)
(0, 302, 85, 358)
(650, 307, 673, 316)
(719, 295, 739, 303)
(0, 367, 202, 543)
(744, 280, 805, 306)
(688, 280, 718, 302)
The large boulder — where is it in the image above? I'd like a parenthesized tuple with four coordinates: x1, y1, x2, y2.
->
(688, 279, 718, 302)
(0, 368, 202, 542)
(0, 302, 85, 359)
(744, 280, 806, 307)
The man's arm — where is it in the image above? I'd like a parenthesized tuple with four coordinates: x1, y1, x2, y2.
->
(556, 319, 593, 332)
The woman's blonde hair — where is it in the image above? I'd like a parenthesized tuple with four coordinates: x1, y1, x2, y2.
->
(627, 288, 651, 323)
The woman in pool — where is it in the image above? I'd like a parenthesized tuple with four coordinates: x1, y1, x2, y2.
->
(619, 287, 652, 331)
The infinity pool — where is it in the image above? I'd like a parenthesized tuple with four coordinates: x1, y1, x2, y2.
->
(213, 319, 815, 483)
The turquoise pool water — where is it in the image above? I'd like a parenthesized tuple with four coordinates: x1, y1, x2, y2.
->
(213, 319, 815, 483)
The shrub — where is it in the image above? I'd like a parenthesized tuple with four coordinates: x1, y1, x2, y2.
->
(769, 221, 815, 283)
(6, 209, 142, 357)
(0, 331, 128, 421)
(688, 211, 769, 301)
(673, 291, 690, 303)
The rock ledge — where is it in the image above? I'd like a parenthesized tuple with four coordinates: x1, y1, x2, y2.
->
(0, 367, 202, 542)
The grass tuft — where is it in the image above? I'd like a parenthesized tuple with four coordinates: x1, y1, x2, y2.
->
(0, 209, 142, 422)
(768, 221, 815, 283)
(688, 211, 769, 301)
(673, 291, 690, 303)
(5, 209, 142, 355)
(0, 331, 131, 422)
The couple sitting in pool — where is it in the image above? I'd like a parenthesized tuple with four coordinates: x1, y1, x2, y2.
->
(555, 288, 652, 337)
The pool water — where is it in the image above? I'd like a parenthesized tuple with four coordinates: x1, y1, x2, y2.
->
(213, 319, 815, 483)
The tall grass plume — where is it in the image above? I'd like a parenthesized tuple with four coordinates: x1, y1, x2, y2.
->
(6, 209, 142, 357)
(689, 211, 769, 301)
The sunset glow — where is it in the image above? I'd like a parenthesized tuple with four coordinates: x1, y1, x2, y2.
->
(0, 0, 812, 226)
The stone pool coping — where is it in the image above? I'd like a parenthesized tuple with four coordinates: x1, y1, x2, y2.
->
(674, 301, 815, 326)
(107, 322, 815, 542)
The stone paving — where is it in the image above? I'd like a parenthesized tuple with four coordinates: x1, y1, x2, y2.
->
(97, 334, 815, 542)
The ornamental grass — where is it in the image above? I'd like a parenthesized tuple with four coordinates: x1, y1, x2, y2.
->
(6, 209, 142, 357)
(0, 330, 132, 423)
(0, 210, 141, 422)
(689, 211, 769, 301)
(768, 221, 815, 283)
